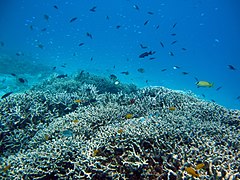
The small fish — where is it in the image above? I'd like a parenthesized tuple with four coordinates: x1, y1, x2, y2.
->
(144, 20, 149, 26)
(202, 94, 205, 98)
(160, 41, 164, 48)
(137, 68, 145, 73)
(168, 106, 176, 111)
(194, 77, 199, 82)
(41, 28, 47, 32)
(1, 92, 13, 99)
(73, 119, 79, 123)
(161, 69, 167, 72)
(172, 22, 177, 29)
(196, 81, 213, 88)
(173, 66, 180, 69)
(182, 47, 187, 51)
(29, 25, 33, 30)
(121, 71, 129, 75)
(118, 129, 124, 133)
(140, 44, 147, 49)
(147, 11, 154, 15)
(44, 14, 49, 21)
(16, 52, 24, 56)
(79, 43, 84, 46)
(182, 72, 189, 75)
(116, 25, 121, 29)
(2, 164, 11, 173)
(149, 57, 155, 60)
(216, 86, 222, 91)
(125, 113, 133, 119)
(171, 40, 177, 45)
(156, 25, 159, 29)
(90, 57, 93, 61)
(106, 16, 110, 20)
(56, 74, 67, 78)
(228, 65, 237, 70)
(0, 41, 4, 47)
(61, 65, 66, 68)
(18, 78, 25, 83)
(52, 66, 56, 70)
(185, 167, 199, 178)
(53, 5, 58, 9)
(211, 99, 216, 102)
(171, 33, 176, 36)
(86, 32, 93, 39)
(74, 99, 82, 103)
(196, 163, 205, 170)
(169, 51, 174, 56)
(10, 73, 16, 76)
(69, 17, 78, 23)
(89, 6, 97, 12)
(236, 96, 240, 100)
(133, 4, 139, 10)
(139, 51, 155, 58)
(38, 44, 44, 49)
(110, 74, 117, 81)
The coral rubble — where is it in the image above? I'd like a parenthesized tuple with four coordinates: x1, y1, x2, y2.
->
(0, 71, 239, 179)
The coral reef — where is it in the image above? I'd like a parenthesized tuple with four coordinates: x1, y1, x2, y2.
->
(0, 71, 239, 179)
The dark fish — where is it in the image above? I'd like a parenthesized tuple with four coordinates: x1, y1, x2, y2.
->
(210, 99, 216, 103)
(16, 52, 24, 56)
(61, 65, 66, 68)
(110, 74, 117, 81)
(116, 25, 121, 29)
(29, 25, 33, 30)
(133, 4, 139, 10)
(137, 68, 145, 73)
(89, 6, 96, 12)
(156, 25, 159, 29)
(171, 40, 177, 45)
(18, 78, 25, 83)
(1, 92, 13, 99)
(44, 14, 49, 21)
(160, 41, 164, 48)
(86, 32, 93, 39)
(202, 94, 205, 98)
(236, 96, 240, 100)
(69, 17, 77, 23)
(161, 69, 167, 72)
(147, 11, 154, 15)
(53, 5, 58, 9)
(90, 57, 93, 61)
(171, 33, 176, 36)
(38, 44, 44, 49)
(182, 72, 189, 75)
(169, 51, 174, 56)
(172, 22, 177, 29)
(79, 43, 84, 46)
(106, 16, 110, 20)
(149, 57, 155, 60)
(121, 71, 129, 75)
(228, 65, 237, 70)
(41, 28, 47, 32)
(0, 41, 4, 47)
(140, 44, 147, 49)
(144, 20, 149, 26)
(182, 48, 187, 51)
(56, 74, 67, 78)
(216, 86, 222, 91)
(52, 66, 56, 70)
(194, 77, 199, 82)
(10, 73, 16, 76)
(139, 51, 155, 58)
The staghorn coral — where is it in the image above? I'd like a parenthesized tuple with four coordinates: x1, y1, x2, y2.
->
(0, 72, 239, 179)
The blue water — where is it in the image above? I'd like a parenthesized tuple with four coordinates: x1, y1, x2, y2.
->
(0, 0, 239, 109)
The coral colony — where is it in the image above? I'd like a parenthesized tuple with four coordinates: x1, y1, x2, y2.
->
(0, 71, 239, 179)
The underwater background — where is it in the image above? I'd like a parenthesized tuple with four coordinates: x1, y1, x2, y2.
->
(0, 0, 240, 109)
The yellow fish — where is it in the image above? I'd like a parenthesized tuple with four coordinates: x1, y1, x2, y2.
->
(196, 81, 213, 88)
(185, 167, 200, 177)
